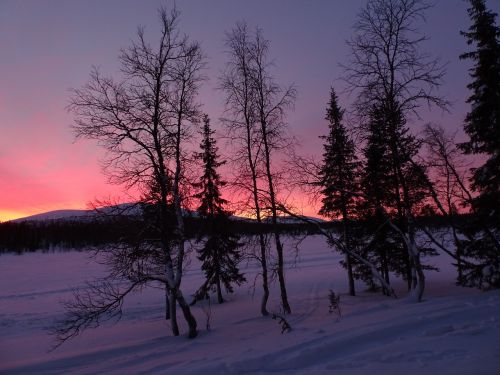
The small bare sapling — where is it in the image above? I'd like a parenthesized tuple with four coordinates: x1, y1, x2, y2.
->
(272, 312, 292, 333)
(328, 290, 341, 319)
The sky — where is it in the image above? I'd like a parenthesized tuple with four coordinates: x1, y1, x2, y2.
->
(1, 0, 499, 221)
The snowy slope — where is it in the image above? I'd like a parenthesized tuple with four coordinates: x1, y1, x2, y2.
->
(10, 204, 142, 223)
(0, 236, 499, 374)
(10, 209, 93, 222)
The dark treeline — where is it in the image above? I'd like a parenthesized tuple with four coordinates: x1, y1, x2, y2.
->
(0, 216, 329, 253)
(0, 219, 119, 252)
(0, 213, 464, 254)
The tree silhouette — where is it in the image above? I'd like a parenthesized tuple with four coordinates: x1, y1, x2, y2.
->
(459, 0, 500, 288)
(220, 22, 296, 314)
(250, 27, 296, 314)
(318, 88, 360, 296)
(55, 7, 204, 344)
(460, 0, 500, 223)
(220, 22, 270, 316)
(193, 115, 246, 304)
(343, 0, 447, 302)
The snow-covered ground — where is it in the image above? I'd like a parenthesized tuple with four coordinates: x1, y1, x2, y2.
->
(1, 235, 499, 374)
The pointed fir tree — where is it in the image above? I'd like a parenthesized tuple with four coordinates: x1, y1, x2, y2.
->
(460, 0, 500, 222)
(318, 88, 360, 296)
(458, 0, 500, 288)
(357, 102, 436, 293)
(357, 104, 402, 293)
(192, 114, 246, 304)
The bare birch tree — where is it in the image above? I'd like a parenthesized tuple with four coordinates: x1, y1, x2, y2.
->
(343, 0, 447, 302)
(422, 123, 500, 287)
(221, 22, 296, 314)
(423, 124, 470, 282)
(250, 27, 296, 314)
(55, 7, 205, 345)
(220, 22, 270, 316)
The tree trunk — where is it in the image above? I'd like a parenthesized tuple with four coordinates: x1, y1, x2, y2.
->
(165, 285, 170, 320)
(406, 254, 413, 290)
(260, 113, 291, 314)
(388, 217, 425, 302)
(341, 207, 355, 296)
(251, 183, 270, 316)
(171, 106, 198, 335)
(346, 253, 355, 296)
(408, 225, 425, 301)
(216, 274, 223, 304)
(413, 253, 426, 302)
(411, 259, 417, 289)
(176, 292, 198, 338)
(381, 248, 390, 295)
(387, 121, 415, 292)
(169, 290, 179, 336)
(275, 234, 291, 313)
(246, 127, 270, 316)
(258, 233, 270, 316)
(452, 227, 464, 284)
(244, 100, 270, 316)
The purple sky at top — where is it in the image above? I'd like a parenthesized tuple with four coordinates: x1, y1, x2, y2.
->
(0, 0, 498, 221)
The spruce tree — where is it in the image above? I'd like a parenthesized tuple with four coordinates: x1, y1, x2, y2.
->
(358, 105, 400, 292)
(459, 0, 500, 288)
(195, 115, 228, 218)
(318, 88, 360, 296)
(358, 103, 436, 294)
(460, 0, 500, 223)
(193, 115, 246, 304)
(344, 0, 447, 302)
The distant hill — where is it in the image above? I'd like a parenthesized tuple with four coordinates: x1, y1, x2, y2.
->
(11, 209, 93, 222)
(10, 204, 142, 223)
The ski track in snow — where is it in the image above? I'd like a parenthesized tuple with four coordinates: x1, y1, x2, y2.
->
(1, 235, 499, 374)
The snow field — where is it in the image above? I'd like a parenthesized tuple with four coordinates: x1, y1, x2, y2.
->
(0, 235, 499, 374)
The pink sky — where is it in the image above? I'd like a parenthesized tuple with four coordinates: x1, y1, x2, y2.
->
(1, 0, 498, 221)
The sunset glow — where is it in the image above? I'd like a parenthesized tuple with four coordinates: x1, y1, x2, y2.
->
(0, 1, 498, 221)
(0, 210, 32, 222)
